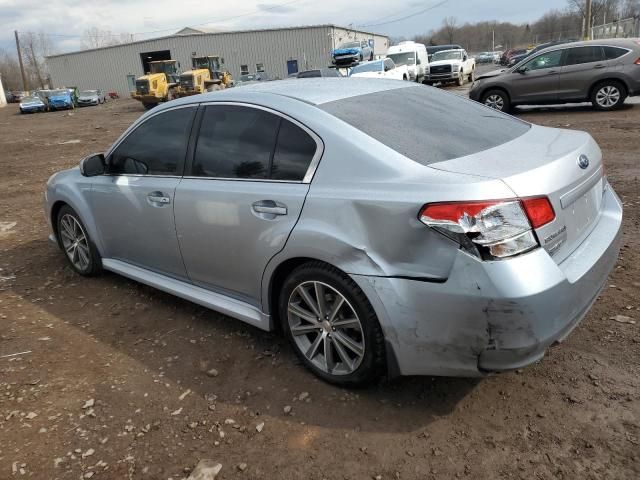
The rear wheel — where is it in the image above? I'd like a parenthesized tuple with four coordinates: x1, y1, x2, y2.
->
(591, 80, 626, 111)
(279, 262, 385, 386)
(481, 89, 511, 112)
(56, 206, 102, 276)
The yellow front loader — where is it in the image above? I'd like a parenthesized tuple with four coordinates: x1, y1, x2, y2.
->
(192, 56, 234, 90)
(173, 68, 211, 98)
(131, 60, 180, 110)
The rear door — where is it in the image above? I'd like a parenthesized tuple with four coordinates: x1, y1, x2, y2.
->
(556, 46, 606, 101)
(509, 49, 563, 104)
(174, 103, 321, 305)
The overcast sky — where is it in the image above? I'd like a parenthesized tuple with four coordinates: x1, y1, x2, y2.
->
(0, 0, 562, 54)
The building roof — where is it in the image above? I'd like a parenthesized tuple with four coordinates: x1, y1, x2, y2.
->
(46, 24, 389, 59)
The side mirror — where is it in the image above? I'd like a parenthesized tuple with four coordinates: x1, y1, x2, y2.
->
(416, 58, 421, 65)
(80, 153, 105, 177)
(516, 66, 528, 74)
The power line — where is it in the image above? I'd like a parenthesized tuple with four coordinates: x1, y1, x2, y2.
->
(358, 0, 448, 28)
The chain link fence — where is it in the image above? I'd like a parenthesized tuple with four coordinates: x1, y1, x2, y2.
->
(592, 17, 640, 39)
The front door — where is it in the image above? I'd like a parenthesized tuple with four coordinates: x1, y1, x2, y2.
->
(556, 46, 606, 101)
(175, 104, 320, 305)
(509, 49, 564, 104)
(91, 106, 196, 280)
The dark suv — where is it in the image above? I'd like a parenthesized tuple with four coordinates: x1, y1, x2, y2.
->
(469, 39, 640, 112)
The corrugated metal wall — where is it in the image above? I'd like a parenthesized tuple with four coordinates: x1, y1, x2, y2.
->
(46, 26, 390, 97)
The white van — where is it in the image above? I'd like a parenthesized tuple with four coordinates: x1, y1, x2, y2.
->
(385, 41, 429, 83)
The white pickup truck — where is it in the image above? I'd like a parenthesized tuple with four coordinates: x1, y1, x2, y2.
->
(425, 49, 475, 86)
(349, 58, 410, 81)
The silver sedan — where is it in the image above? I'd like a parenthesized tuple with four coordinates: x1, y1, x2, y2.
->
(44, 78, 622, 386)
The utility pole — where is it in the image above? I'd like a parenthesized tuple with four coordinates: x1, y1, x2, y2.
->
(14, 30, 29, 92)
(585, 0, 593, 40)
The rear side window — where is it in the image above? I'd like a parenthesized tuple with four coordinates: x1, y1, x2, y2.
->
(564, 46, 604, 65)
(603, 46, 628, 59)
(271, 120, 317, 181)
(109, 107, 195, 175)
(321, 85, 530, 165)
(193, 105, 279, 179)
(192, 105, 317, 181)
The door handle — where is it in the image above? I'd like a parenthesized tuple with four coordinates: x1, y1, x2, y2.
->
(547, 70, 558, 75)
(252, 200, 287, 216)
(147, 191, 171, 205)
(594, 64, 606, 69)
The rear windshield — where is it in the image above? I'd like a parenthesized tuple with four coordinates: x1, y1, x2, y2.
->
(320, 86, 530, 165)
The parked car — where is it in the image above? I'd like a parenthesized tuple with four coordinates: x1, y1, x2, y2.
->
(44, 89, 75, 110)
(9, 91, 27, 103)
(509, 39, 577, 67)
(492, 51, 503, 63)
(476, 52, 495, 64)
(331, 40, 374, 67)
(19, 94, 47, 113)
(297, 68, 342, 78)
(44, 78, 622, 386)
(349, 59, 410, 80)
(500, 48, 528, 66)
(386, 41, 429, 82)
(469, 39, 640, 112)
(78, 89, 106, 106)
(425, 49, 476, 86)
(426, 44, 462, 61)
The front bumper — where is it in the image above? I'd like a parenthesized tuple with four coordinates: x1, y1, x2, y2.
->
(332, 54, 360, 66)
(78, 100, 98, 106)
(352, 183, 622, 377)
(426, 72, 457, 82)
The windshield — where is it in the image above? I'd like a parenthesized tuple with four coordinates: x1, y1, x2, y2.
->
(22, 96, 41, 103)
(432, 51, 462, 61)
(80, 90, 97, 96)
(350, 61, 382, 74)
(340, 42, 360, 49)
(387, 52, 415, 66)
(49, 89, 68, 96)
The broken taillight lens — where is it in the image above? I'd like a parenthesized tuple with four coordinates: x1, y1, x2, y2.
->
(419, 197, 555, 260)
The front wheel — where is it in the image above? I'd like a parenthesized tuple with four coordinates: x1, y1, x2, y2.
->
(468, 69, 474, 83)
(57, 206, 102, 276)
(591, 81, 626, 111)
(456, 71, 465, 86)
(279, 262, 385, 387)
(481, 89, 511, 112)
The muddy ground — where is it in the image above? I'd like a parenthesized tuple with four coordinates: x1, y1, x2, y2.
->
(0, 89, 638, 480)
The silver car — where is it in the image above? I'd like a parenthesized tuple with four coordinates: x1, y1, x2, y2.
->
(44, 79, 622, 386)
(469, 39, 640, 111)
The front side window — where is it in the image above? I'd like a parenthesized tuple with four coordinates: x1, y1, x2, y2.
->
(522, 49, 563, 71)
(109, 107, 195, 175)
(564, 46, 604, 65)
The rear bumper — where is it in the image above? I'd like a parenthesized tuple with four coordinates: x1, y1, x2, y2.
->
(351, 182, 623, 377)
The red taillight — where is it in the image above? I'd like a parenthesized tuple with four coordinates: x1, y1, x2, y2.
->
(419, 201, 498, 223)
(635, 57, 640, 65)
(521, 197, 555, 228)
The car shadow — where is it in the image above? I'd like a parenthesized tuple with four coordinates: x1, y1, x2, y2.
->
(4, 238, 479, 434)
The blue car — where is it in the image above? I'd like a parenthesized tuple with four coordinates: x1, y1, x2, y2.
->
(45, 89, 75, 110)
(19, 95, 47, 114)
(331, 40, 373, 67)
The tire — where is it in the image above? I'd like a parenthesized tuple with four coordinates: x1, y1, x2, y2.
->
(403, 74, 408, 81)
(279, 261, 385, 387)
(56, 205, 102, 276)
(369, 52, 374, 61)
(591, 80, 627, 111)
(481, 89, 511, 112)
(468, 69, 475, 83)
(456, 70, 465, 86)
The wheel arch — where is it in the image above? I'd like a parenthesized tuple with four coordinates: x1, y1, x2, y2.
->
(479, 85, 512, 105)
(588, 76, 629, 100)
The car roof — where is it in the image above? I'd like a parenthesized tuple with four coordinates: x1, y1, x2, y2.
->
(534, 38, 640, 55)
(159, 78, 414, 109)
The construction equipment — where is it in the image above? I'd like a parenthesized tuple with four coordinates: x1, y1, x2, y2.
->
(131, 60, 180, 110)
(174, 68, 211, 98)
(192, 56, 234, 90)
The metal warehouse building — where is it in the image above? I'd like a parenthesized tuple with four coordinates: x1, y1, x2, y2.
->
(46, 25, 389, 97)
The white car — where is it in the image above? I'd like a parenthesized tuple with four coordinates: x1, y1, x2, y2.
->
(349, 59, 410, 81)
(425, 49, 476, 86)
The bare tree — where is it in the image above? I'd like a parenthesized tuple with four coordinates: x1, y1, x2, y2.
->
(81, 28, 132, 49)
(20, 32, 53, 89)
(443, 16, 457, 43)
(0, 49, 23, 91)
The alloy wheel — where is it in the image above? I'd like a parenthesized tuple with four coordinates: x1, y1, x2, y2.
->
(59, 214, 91, 271)
(287, 281, 365, 375)
(595, 86, 620, 108)
(484, 94, 504, 110)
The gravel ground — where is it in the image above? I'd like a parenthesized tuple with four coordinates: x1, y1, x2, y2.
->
(0, 86, 638, 480)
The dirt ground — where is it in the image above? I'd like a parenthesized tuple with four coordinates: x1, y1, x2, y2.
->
(0, 90, 638, 480)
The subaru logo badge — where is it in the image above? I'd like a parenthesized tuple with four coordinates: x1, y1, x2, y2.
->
(578, 154, 589, 169)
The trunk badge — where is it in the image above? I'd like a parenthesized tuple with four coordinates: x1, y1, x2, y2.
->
(578, 154, 589, 169)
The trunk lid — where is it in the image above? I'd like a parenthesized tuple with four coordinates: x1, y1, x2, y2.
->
(429, 124, 605, 263)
